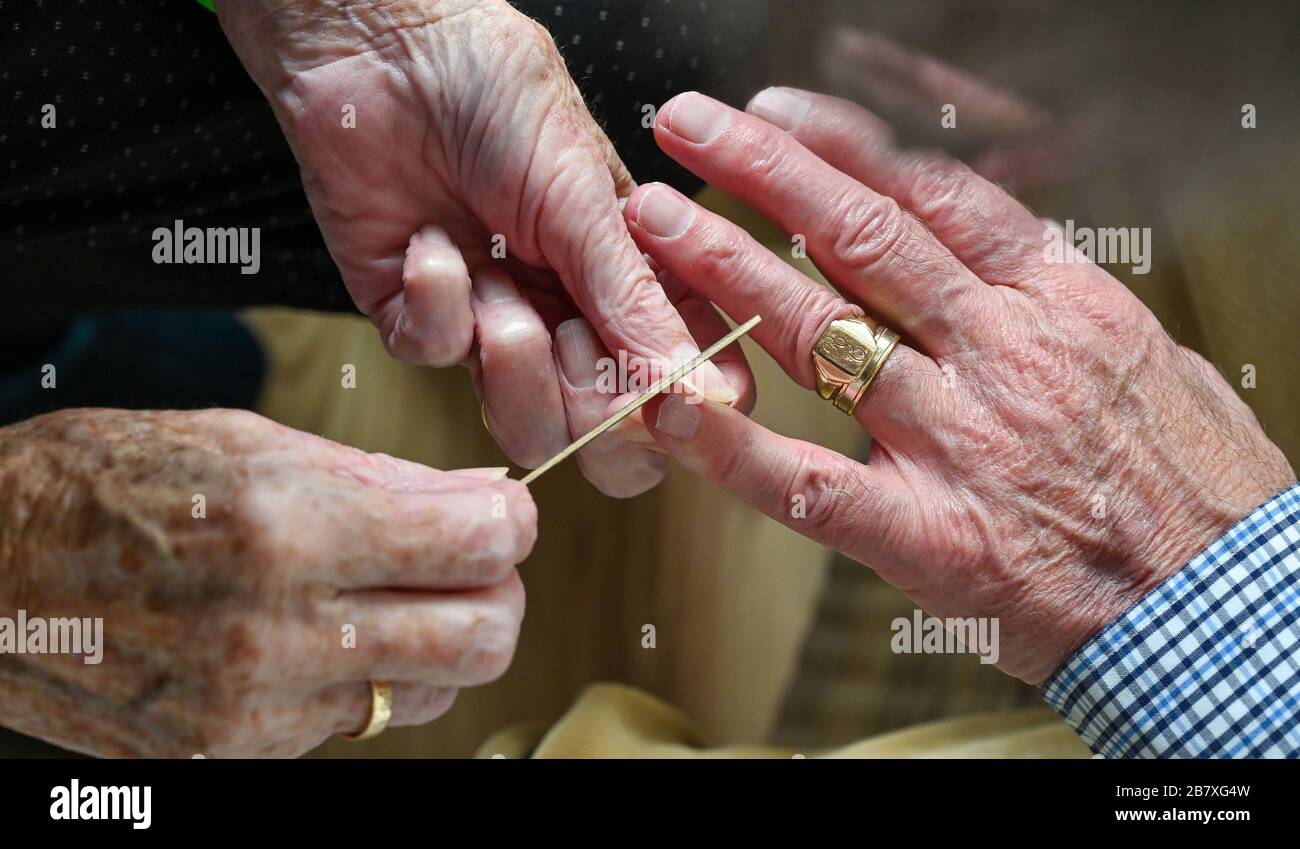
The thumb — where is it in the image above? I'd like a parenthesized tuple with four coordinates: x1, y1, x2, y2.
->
(534, 132, 738, 407)
(588, 117, 637, 199)
(570, 74, 637, 198)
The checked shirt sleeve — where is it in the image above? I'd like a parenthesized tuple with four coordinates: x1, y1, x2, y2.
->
(1043, 483, 1300, 758)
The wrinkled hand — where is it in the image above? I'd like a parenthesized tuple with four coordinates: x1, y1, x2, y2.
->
(624, 89, 1296, 683)
(0, 408, 534, 756)
(218, 0, 749, 496)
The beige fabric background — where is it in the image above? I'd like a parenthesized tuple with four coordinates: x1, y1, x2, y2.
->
(476, 684, 1088, 759)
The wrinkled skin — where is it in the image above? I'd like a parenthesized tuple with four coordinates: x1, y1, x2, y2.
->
(217, 0, 746, 495)
(0, 409, 535, 757)
(627, 89, 1297, 684)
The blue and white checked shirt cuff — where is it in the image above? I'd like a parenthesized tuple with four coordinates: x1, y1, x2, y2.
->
(1042, 482, 1300, 758)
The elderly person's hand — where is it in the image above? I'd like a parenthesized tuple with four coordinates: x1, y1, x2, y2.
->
(0, 408, 534, 756)
(216, 0, 751, 497)
(623, 89, 1296, 683)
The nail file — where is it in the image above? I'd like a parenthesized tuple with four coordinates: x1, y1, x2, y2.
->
(520, 315, 762, 485)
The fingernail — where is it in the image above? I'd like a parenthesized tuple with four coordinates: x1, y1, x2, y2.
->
(555, 318, 601, 389)
(474, 269, 519, 303)
(696, 363, 739, 404)
(672, 343, 738, 405)
(604, 396, 655, 445)
(611, 416, 656, 444)
(634, 185, 695, 239)
(655, 394, 702, 440)
(452, 467, 510, 481)
(749, 87, 809, 131)
(665, 92, 730, 144)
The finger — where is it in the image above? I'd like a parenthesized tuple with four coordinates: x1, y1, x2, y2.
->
(322, 682, 459, 736)
(625, 182, 943, 441)
(553, 317, 670, 498)
(320, 455, 511, 495)
(969, 132, 1078, 192)
(594, 294, 759, 444)
(215, 410, 508, 495)
(470, 267, 571, 469)
(266, 472, 537, 591)
(676, 297, 757, 416)
(560, 71, 639, 200)
(647, 254, 756, 409)
(653, 91, 989, 354)
(293, 438, 509, 495)
(372, 225, 475, 367)
(643, 393, 921, 582)
(822, 29, 1050, 140)
(528, 133, 740, 408)
(606, 150, 638, 199)
(626, 266, 758, 417)
(744, 87, 1077, 292)
(585, 110, 638, 199)
(600, 295, 759, 423)
(324, 571, 525, 686)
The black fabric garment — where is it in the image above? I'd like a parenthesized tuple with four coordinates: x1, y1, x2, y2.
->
(1, 0, 770, 348)
(0, 308, 265, 426)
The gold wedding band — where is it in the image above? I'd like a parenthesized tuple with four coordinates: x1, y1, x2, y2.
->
(339, 679, 393, 742)
(812, 317, 900, 415)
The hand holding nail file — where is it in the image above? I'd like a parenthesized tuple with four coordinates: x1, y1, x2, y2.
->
(521, 315, 762, 485)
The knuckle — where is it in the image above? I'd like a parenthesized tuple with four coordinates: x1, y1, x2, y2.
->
(524, 15, 559, 51)
(829, 193, 908, 276)
(405, 252, 468, 289)
(454, 487, 535, 585)
(466, 537, 518, 586)
(232, 483, 292, 569)
(902, 153, 969, 221)
(783, 451, 857, 537)
(586, 264, 664, 327)
(208, 407, 265, 432)
(500, 16, 560, 70)
(744, 131, 795, 184)
(480, 310, 547, 355)
(693, 224, 748, 280)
